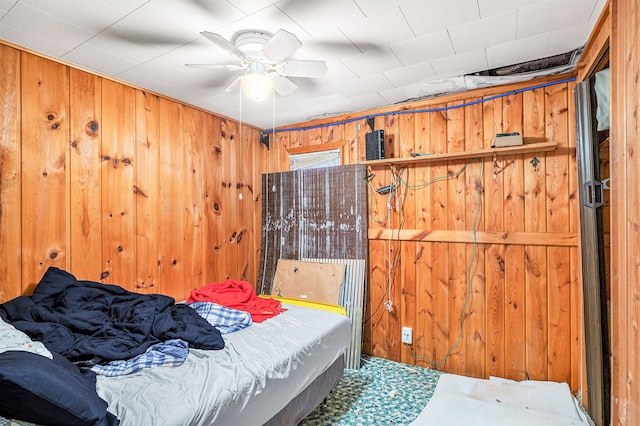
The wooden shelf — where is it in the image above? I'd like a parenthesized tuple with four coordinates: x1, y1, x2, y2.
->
(362, 141, 558, 166)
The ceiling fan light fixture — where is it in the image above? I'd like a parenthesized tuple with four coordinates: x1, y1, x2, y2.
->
(240, 62, 273, 101)
(240, 72, 273, 101)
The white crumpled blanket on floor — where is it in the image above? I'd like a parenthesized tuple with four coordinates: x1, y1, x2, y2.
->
(410, 373, 592, 426)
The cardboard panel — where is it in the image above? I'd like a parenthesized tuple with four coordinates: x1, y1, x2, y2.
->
(271, 259, 345, 305)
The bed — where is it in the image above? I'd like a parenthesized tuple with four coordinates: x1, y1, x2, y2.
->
(0, 267, 352, 426)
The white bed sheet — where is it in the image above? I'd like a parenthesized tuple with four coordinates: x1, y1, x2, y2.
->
(95, 304, 351, 426)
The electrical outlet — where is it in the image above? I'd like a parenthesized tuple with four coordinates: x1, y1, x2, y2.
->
(401, 326, 412, 344)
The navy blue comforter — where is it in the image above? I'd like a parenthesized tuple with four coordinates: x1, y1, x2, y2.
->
(0, 267, 224, 364)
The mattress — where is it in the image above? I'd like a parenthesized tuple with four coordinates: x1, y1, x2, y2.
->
(95, 303, 352, 425)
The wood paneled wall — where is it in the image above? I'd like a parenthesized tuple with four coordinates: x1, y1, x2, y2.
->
(0, 43, 264, 303)
(610, 0, 640, 424)
(263, 75, 582, 392)
(0, 37, 588, 399)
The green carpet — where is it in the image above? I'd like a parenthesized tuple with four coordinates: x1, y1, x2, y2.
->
(300, 355, 442, 425)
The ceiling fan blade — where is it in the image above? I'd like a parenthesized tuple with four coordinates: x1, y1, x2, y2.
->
(272, 75, 298, 96)
(185, 63, 247, 71)
(278, 60, 328, 78)
(200, 31, 246, 59)
(224, 75, 243, 93)
(263, 29, 302, 63)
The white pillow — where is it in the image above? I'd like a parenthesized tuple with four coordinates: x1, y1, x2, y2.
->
(0, 317, 52, 359)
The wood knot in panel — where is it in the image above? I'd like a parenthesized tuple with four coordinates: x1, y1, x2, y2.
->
(86, 120, 99, 136)
(132, 185, 148, 197)
(100, 271, 109, 280)
(236, 228, 246, 243)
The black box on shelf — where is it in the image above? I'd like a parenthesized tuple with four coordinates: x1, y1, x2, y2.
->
(365, 130, 385, 160)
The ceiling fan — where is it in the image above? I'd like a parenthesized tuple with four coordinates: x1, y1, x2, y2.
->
(186, 29, 328, 101)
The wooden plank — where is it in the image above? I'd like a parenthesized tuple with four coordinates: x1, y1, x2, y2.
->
(366, 239, 387, 358)
(272, 259, 345, 305)
(69, 69, 102, 281)
(413, 111, 434, 367)
(322, 121, 344, 146)
(525, 245, 548, 380)
(446, 101, 467, 375)
(465, 98, 486, 379)
(363, 141, 558, 166)
(609, 0, 626, 422)
(100, 79, 136, 287)
(622, 2, 640, 422)
(547, 246, 573, 380)
(399, 112, 417, 365)
(383, 113, 402, 361)
(575, 0, 611, 82)
(523, 86, 548, 381)
(134, 90, 159, 292)
(0, 44, 22, 301)
(236, 122, 253, 281)
(502, 92, 526, 381)
(368, 229, 577, 246)
(183, 107, 205, 297)
(157, 98, 184, 296)
(545, 82, 572, 384)
(21, 53, 69, 293)
(430, 105, 450, 368)
(251, 126, 265, 287)
(221, 118, 238, 280)
(483, 96, 506, 378)
(567, 80, 583, 394)
(203, 115, 224, 283)
(348, 119, 367, 164)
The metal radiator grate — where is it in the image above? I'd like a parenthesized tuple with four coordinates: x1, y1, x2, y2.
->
(303, 258, 366, 370)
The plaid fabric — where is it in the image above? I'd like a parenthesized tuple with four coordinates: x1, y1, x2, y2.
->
(187, 301, 252, 334)
(91, 339, 189, 377)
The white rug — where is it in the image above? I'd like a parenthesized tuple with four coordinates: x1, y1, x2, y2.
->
(410, 373, 591, 426)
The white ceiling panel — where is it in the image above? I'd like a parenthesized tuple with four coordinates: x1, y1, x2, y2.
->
(342, 48, 403, 78)
(0, 0, 605, 129)
(390, 30, 454, 66)
(401, 0, 479, 37)
(1, 3, 94, 54)
(278, 0, 364, 35)
(0, 0, 18, 14)
(342, 73, 394, 97)
(216, 5, 303, 41)
(353, 0, 413, 18)
(19, 0, 144, 33)
(62, 43, 138, 76)
(477, 0, 541, 18)
(486, 33, 550, 70)
(338, 7, 414, 52)
(448, 11, 517, 54)
(517, 0, 597, 39)
(431, 49, 488, 79)
(547, 22, 593, 57)
(383, 62, 437, 87)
